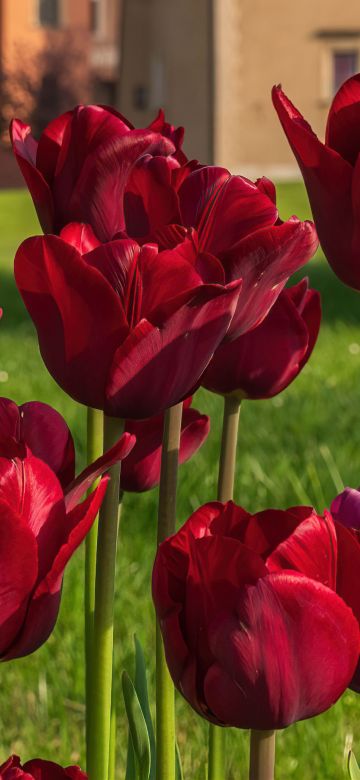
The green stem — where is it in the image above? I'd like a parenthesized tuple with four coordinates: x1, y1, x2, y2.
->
(109, 700, 116, 780)
(249, 731, 276, 780)
(208, 395, 241, 780)
(85, 407, 103, 761)
(156, 402, 183, 780)
(87, 415, 125, 780)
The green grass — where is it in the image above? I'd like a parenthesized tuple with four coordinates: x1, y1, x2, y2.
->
(1, 184, 360, 778)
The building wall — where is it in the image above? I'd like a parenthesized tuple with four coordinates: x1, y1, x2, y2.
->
(119, 0, 213, 162)
(214, 0, 360, 176)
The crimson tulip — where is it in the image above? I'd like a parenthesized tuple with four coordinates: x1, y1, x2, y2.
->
(121, 397, 210, 492)
(272, 76, 360, 290)
(10, 107, 185, 241)
(14, 225, 241, 418)
(202, 278, 321, 399)
(153, 501, 359, 730)
(0, 397, 135, 660)
(12, 105, 318, 338)
(0, 397, 75, 486)
(0, 756, 86, 780)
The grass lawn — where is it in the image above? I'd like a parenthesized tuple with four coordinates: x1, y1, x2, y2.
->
(1, 184, 360, 778)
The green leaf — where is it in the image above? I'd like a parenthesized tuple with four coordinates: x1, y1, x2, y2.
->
(348, 751, 360, 779)
(175, 740, 184, 780)
(134, 636, 156, 779)
(122, 671, 151, 780)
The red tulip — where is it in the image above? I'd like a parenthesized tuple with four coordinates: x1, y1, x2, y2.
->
(0, 398, 135, 660)
(121, 397, 210, 492)
(202, 279, 321, 399)
(0, 755, 86, 780)
(272, 76, 360, 290)
(0, 397, 75, 486)
(153, 501, 359, 730)
(125, 163, 318, 337)
(14, 226, 241, 418)
(10, 107, 185, 242)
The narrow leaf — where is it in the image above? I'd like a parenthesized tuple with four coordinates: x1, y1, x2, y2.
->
(348, 751, 360, 779)
(134, 635, 156, 779)
(122, 671, 151, 780)
(175, 740, 184, 780)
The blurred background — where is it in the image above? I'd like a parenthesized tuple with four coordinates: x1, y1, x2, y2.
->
(2, 2, 360, 779)
(1, 0, 360, 180)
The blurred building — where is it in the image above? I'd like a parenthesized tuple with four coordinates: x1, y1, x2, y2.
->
(119, 0, 360, 177)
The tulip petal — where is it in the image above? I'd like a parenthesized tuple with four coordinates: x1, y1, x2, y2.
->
(331, 487, 360, 530)
(272, 85, 358, 288)
(204, 572, 359, 729)
(65, 431, 135, 510)
(121, 404, 209, 492)
(178, 167, 278, 255)
(36, 111, 73, 183)
(23, 760, 86, 780)
(106, 282, 241, 419)
(0, 398, 23, 457)
(3, 479, 108, 661)
(10, 120, 54, 233)
(19, 401, 75, 488)
(202, 287, 309, 398)
(124, 155, 181, 239)
(60, 222, 101, 253)
(0, 499, 38, 655)
(15, 235, 128, 409)
(226, 218, 318, 337)
(325, 74, 360, 166)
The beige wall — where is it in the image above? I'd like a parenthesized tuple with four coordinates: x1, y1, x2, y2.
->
(214, 0, 360, 176)
(119, 0, 213, 162)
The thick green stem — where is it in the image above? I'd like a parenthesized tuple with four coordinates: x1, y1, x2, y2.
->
(85, 407, 103, 760)
(208, 395, 241, 780)
(87, 415, 125, 780)
(156, 402, 183, 780)
(249, 731, 276, 780)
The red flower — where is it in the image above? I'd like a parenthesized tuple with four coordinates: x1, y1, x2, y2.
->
(123, 163, 318, 337)
(202, 279, 321, 399)
(0, 397, 135, 660)
(272, 76, 360, 290)
(0, 397, 75, 486)
(0, 755, 86, 780)
(12, 106, 318, 337)
(121, 397, 210, 492)
(10, 107, 184, 241)
(14, 226, 240, 418)
(153, 501, 359, 730)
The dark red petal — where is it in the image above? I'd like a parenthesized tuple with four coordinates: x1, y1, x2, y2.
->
(0, 398, 23, 457)
(106, 281, 241, 419)
(202, 287, 310, 399)
(272, 85, 358, 289)
(124, 155, 180, 239)
(23, 760, 72, 780)
(3, 480, 108, 661)
(204, 572, 360, 729)
(121, 405, 209, 492)
(226, 218, 318, 337)
(14, 235, 128, 409)
(36, 110, 73, 183)
(60, 222, 101, 253)
(325, 74, 360, 165)
(0, 499, 38, 655)
(332, 487, 360, 529)
(178, 167, 277, 255)
(65, 432, 135, 510)
(266, 509, 337, 589)
(10, 120, 54, 233)
(19, 401, 75, 488)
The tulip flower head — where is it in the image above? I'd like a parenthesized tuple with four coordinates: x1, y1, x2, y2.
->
(0, 755, 86, 780)
(0, 397, 135, 660)
(121, 397, 210, 492)
(153, 501, 360, 730)
(202, 278, 321, 399)
(273, 75, 360, 290)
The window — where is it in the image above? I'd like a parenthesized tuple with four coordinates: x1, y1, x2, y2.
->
(90, 0, 101, 33)
(39, 0, 59, 27)
(333, 50, 358, 93)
